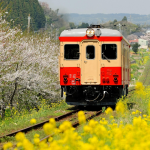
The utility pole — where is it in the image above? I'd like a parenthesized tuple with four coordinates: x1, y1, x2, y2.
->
(13, 21, 14, 28)
(51, 24, 54, 39)
(130, 28, 132, 34)
(45, 17, 47, 30)
(28, 14, 31, 33)
(128, 15, 132, 23)
(56, 28, 57, 41)
(117, 23, 122, 33)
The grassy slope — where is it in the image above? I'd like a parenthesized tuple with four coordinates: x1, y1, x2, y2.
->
(0, 100, 70, 137)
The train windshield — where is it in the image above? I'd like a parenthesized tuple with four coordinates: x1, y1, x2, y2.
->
(86, 45, 95, 59)
(64, 44, 79, 59)
(102, 44, 117, 59)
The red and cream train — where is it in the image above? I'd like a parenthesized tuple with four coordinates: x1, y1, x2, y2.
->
(58, 25, 130, 106)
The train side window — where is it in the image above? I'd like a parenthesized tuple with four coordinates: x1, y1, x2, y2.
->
(102, 44, 117, 59)
(86, 45, 95, 59)
(64, 44, 79, 60)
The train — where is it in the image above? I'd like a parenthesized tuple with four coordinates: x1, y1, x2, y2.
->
(58, 25, 130, 106)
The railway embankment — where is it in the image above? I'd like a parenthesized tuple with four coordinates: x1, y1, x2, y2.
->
(130, 49, 150, 88)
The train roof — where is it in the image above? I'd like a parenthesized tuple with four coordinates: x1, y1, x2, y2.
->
(60, 28, 122, 37)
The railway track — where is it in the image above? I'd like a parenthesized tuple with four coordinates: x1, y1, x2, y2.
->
(0, 109, 80, 139)
(40, 110, 102, 142)
(0, 107, 103, 149)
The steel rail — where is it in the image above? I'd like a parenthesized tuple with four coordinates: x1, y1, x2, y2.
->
(0, 109, 80, 139)
(128, 89, 135, 92)
(40, 110, 102, 142)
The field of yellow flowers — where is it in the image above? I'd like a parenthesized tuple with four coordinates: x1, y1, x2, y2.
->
(3, 82, 150, 150)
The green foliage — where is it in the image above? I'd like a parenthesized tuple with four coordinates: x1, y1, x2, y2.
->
(40, 2, 69, 31)
(103, 19, 141, 35)
(122, 16, 127, 21)
(78, 22, 89, 28)
(134, 24, 142, 33)
(132, 43, 140, 54)
(69, 22, 76, 29)
(0, 99, 69, 136)
(131, 64, 139, 71)
(113, 19, 117, 24)
(1, 0, 46, 31)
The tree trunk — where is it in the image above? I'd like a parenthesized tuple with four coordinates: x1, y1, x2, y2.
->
(1, 88, 5, 119)
(10, 64, 18, 110)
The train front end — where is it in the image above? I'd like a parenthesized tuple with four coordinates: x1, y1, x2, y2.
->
(59, 26, 130, 106)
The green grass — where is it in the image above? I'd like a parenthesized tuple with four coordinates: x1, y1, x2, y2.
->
(0, 100, 71, 137)
(130, 49, 150, 86)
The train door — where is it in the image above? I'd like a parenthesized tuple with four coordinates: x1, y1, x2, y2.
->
(81, 41, 100, 85)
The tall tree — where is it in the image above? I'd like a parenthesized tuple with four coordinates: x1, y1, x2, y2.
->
(69, 22, 76, 29)
(132, 43, 140, 54)
(40, 2, 68, 29)
(0, 0, 46, 31)
(122, 16, 127, 22)
(78, 22, 89, 28)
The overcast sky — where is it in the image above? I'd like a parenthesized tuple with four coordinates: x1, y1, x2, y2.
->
(39, 0, 150, 15)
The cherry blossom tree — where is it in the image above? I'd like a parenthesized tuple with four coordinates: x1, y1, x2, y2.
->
(0, 12, 60, 118)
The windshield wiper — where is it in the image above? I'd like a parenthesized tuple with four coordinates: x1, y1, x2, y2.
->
(102, 53, 110, 62)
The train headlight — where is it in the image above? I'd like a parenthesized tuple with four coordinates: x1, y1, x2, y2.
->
(86, 28, 95, 37)
(106, 77, 109, 83)
(113, 74, 118, 82)
(102, 77, 105, 83)
(114, 77, 118, 82)
(64, 77, 68, 83)
(63, 74, 68, 83)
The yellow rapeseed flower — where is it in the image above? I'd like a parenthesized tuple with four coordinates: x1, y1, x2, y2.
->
(15, 132, 25, 142)
(34, 137, 40, 145)
(89, 119, 98, 128)
(48, 137, 53, 142)
(148, 101, 150, 115)
(49, 118, 56, 127)
(88, 136, 99, 148)
(30, 118, 36, 124)
(94, 124, 107, 138)
(17, 142, 22, 147)
(109, 115, 114, 119)
(105, 107, 113, 115)
(120, 121, 123, 124)
(3, 142, 12, 150)
(59, 121, 72, 132)
(22, 138, 34, 150)
(133, 116, 142, 127)
(135, 82, 144, 91)
(34, 134, 40, 138)
(102, 118, 105, 121)
(116, 101, 126, 114)
(78, 111, 86, 124)
(43, 123, 54, 135)
(135, 110, 140, 114)
(83, 125, 92, 133)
